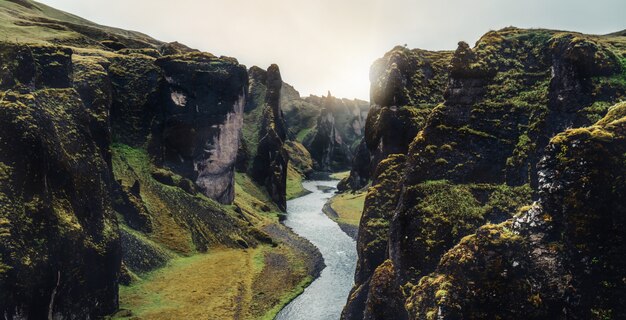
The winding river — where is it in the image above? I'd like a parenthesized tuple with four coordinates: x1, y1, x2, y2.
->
(276, 180, 357, 320)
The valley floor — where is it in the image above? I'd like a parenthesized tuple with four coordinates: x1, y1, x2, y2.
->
(115, 241, 314, 320)
(323, 187, 367, 240)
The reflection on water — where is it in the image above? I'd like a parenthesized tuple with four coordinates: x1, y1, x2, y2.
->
(275, 180, 357, 320)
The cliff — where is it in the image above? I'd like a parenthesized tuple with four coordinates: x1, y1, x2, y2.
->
(408, 103, 626, 319)
(341, 47, 452, 190)
(241, 69, 370, 201)
(343, 27, 626, 319)
(302, 94, 370, 172)
(249, 65, 289, 211)
(0, 1, 321, 318)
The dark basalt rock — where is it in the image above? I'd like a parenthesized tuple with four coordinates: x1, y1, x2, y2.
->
(344, 28, 626, 320)
(250, 64, 289, 211)
(342, 155, 405, 320)
(108, 51, 248, 205)
(338, 138, 371, 191)
(157, 41, 199, 56)
(0, 36, 254, 318)
(113, 180, 153, 233)
(407, 104, 626, 319)
(355, 47, 452, 188)
(303, 94, 369, 172)
(0, 44, 120, 318)
(153, 53, 247, 204)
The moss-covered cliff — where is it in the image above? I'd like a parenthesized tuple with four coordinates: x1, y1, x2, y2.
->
(344, 27, 626, 320)
(0, 1, 322, 318)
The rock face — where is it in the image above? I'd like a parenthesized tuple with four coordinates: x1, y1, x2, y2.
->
(154, 53, 247, 204)
(407, 104, 626, 319)
(343, 28, 626, 319)
(250, 65, 289, 211)
(241, 70, 370, 182)
(0, 7, 254, 317)
(303, 94, 370, 172)
(0, 43, 120, 319)
(341, 47, 452, 190)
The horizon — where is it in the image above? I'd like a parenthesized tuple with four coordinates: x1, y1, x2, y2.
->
(37, 0, 626, 100)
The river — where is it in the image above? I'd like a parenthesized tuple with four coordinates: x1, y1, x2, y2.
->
(275, 180, 357, 320)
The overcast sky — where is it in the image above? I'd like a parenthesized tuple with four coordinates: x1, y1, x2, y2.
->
(38, 0, 626, 100)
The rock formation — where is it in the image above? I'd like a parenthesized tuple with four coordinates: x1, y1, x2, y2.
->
(302, 94, 370, 172)
(154, 53, 247, 204)
(341, 47, 452, 190)
(250, 65, 289, 211)
(0, 44, 120, 318)
(343, 28, 626, 319)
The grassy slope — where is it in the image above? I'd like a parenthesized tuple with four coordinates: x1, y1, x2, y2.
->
(327, 191, 367, 228)
(113, 145, 318, 319)
(0, 0, 160, 48)
(286, 163, 309, 200)
(329, 170, 350, 180)
(116, 244, 313, 320)
(0, 0, 159, 47)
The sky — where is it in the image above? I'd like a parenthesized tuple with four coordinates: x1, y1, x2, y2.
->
(38, 0, 626, 100)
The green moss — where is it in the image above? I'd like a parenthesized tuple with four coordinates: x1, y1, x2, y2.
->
(295, 127, 313, 143)
(458, 125, 497, 139)
(112, 143, 253, 255)
(286, 163, 309, 200)
(396, 180, 531, 281)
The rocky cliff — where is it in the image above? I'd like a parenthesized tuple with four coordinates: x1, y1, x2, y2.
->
(240, 69, 370, 201)
(0, 1, 320, 318)
(301, 94, 370, 172)
(341, 47, 452, 190)
(0, 43, 120, 318)
(250, 65, 289, 211)
(0, 41, 255, 320)
(343, 28, 626, 319)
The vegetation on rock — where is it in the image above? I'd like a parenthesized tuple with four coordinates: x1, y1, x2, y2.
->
(343, 27, 626, 320)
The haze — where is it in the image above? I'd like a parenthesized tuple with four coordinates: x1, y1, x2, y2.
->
(37, 0, 626, 100)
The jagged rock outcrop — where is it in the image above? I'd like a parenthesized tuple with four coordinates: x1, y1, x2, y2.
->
(303, 94, 369, 172)
(341, 47, 452, 191)
(250, 65, 289, 211)
(342, 154, 406, 319)
(407, 103, 626, 319)
(337, 139, 370, 191)
(343, 28, 626, 319)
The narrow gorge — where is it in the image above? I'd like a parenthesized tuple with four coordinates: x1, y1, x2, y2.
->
(0, 1, 625, 320)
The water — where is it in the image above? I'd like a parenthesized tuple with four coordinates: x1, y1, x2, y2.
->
(275, 180, 357, 320)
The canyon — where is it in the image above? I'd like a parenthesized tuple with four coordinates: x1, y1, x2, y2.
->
(0, 0, 625, 320)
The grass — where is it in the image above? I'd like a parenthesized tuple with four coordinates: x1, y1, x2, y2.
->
(286, 163, 310, 200)
(329, 170, 351, 180)
(258, 276, 313, 320)
(295, 128, 313, 143)
(328, 190, 367, 227)
(116, 248, 260, 319)
(0, 0, 158, 48)
(111, 145, 319, 318)
(234, 172, 281, 220)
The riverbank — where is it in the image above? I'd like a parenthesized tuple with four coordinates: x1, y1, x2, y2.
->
(322, 190, 367, 240)
(113, 173, 323, 320)
(276, 180, 358, 320)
